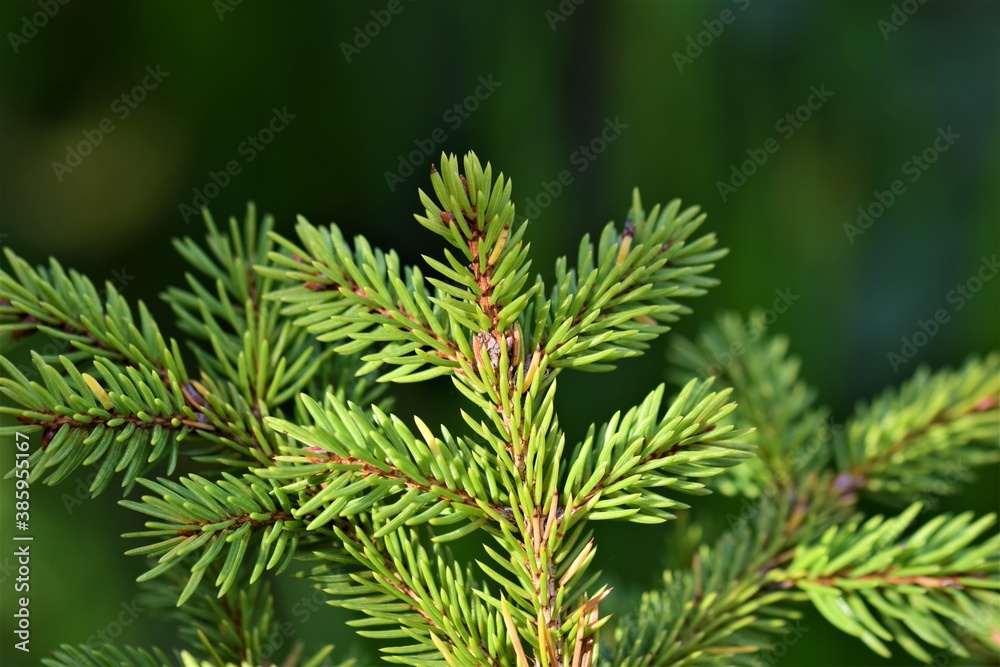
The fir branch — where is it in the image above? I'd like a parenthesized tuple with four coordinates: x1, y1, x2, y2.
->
(420, 155, 529, 327)
(541, 190, 726, 373)
(836, 353, 999, 498)
(1, 248, 180, 375)
(164, 204, 348, 467)
(258, 155, 744, 664)
(780, 503, 1000, 663)
(43, 646, 344, 667)
(563, 379, 752, 525)
(310, 521, 508, 666)
(0, 351, 297, 492)
(42, 645, 176, 667)
(121, 473, 309, 604)
(5, 151, 995, 666)
(165, 204, 337, 411)
(263, 217, 463, 384)
(485, 494, 609, 666)
(0, 215, 373, 484)
(622, 321, 1000, 666)
(265, 394, 514, 534)
(611, 475, 853, 666)
(669, 311, 834, 495)
(0, 354, 207, 495)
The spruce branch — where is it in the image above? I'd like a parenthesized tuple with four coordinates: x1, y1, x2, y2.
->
(0, 209, 382, 494)
(0, 354, 205, 494)
(121, 473, 310, 604)
(670, 312, 835, 497)
(613, 485, 1000, 665)
(262, 216, 463, 384)
(626, 318, 1000, 665)
(164, 204, 349, 466)
(1, 248, 178, 374)
(4, 151, 995, 666)
(42, 645, 176, 667)
(254, 153, 740, 664)
(836, 353, 999, 499)
(416, 154, 532, 337)
(165, 204, 337, 411)
(310, 523, 508, 666)
(780, 503, 999, 663)
(542, 190, 726, 372)
(44, 645, 344, 667)
(611, 475, 853, 666)
(0, 349, 289, 492)
(264, 394, 513, 535)
(562, 379, 752, 525)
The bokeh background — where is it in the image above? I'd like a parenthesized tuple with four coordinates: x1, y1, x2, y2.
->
(1, 1, 998, 665)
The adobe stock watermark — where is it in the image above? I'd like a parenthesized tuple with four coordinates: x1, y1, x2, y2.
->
(929, 601, 1000, 666)
(213, 0, 243, 21)
(339, 0, 413, 63)
(878, 0, 927, 41)
(912, 459, 969, 509)
(51, 65, 170, 183)
(887, 254, 998, 372)
(384, 74, 502, 192)
(178, 106, 296, 223)
(844, 126, 959, 244)
(83, 599, 145, 650)
(0, 555, 15, 586)
(520, 116, 628, 220)
(545, 0, 586, 30)
(8, 0, 70, 53)
(698, 288, 800, 378)
(256, 587, 335, 662)
(672, 0, 751, 74)
(749, 620, 809, 667)
(716, 85, 833, 202)
(60, 471, 101, 514)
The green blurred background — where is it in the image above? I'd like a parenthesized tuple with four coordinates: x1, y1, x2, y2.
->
(1, 1, 998, 665)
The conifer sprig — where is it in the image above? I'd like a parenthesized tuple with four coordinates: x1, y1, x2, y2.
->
(44, 645, 341, 667)
(562, 379, 750, 525)
(165, 205, 337, 412)
(0, 204, 383, 496)
(837, 353, 1000, 498)
(43, 645, 176, 667)
(263, 394, 514, 536)
(543, 190, 726, 373)
(2, 152, 995, 666)
(669, 311, 833, 495)
(121, 472, 308, 603)
(613, 487, 1000, 665)
(0, 354, 202, 494)
(0, 249, 176, 373)
(261, 217, 462, 384)
(784, 503, 999, 663)
(310, 523, 510, 666)
(255, 153, 742, 664)
(621, 315, 1000, 665)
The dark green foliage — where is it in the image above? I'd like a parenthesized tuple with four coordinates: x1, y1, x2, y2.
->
(121, 473, 307, 603)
